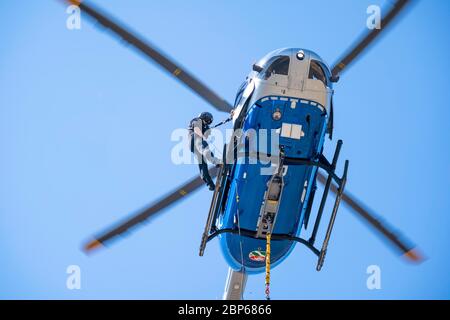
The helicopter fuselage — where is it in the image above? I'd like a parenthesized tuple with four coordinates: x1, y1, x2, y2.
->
(214, 48, 335, 274)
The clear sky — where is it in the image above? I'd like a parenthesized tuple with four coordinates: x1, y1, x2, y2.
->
(1, 0, 449, 299)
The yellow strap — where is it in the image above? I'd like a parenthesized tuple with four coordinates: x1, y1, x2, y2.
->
(265, 233, 271, 299)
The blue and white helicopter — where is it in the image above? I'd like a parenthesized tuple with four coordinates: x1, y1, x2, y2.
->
(70, 0, 423, 299)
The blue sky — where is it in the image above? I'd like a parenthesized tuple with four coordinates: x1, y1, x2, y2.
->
(0, 0, 449, 299)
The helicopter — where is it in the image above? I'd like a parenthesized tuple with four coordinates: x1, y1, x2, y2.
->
(64, 0, 424, 300)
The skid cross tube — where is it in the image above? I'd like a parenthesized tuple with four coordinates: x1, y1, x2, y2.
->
(206, 227, 321, 257)
(233, 151, 343, 185)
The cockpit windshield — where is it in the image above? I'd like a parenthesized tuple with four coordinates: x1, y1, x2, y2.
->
(308, 60, 328, 86)
(257, 55, 290, 80)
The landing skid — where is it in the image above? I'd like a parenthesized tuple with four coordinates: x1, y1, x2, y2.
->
(200, 140, 349, 272)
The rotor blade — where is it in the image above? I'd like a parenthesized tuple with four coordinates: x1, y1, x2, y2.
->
(84, 166, 220, 253)
(331, 0, 412, 78)
(64, 0, 233, 112)
(316, 172, 424, 263)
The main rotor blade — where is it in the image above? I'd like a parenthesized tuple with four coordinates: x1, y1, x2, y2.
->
(331, 0, 412, 78)
(316, 172, 423, 263)
(64, 0, 233, 112)
(84, 166, 220, 253)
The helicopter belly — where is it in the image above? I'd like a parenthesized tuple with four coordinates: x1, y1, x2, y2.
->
(218, 96, 328, 274)
(219, 164, 317, 274)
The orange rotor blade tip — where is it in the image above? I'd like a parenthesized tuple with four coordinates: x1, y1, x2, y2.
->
(83, 239, 104, 254)
(403, 247, 426, 264)
(63, 0, 82, 6)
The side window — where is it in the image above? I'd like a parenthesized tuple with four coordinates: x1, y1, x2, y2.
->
(234, 80, 248, 107)
(309, 60, 327, 86)
(261, 56, 290, 80)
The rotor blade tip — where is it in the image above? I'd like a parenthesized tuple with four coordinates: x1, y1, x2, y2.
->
(403, 247, 426, 264)
(83, 239, 104, 254)
(59, 0, 81, 5)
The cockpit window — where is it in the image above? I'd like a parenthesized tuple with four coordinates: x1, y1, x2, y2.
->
(234, 79, 248, 107)
(259, 55, 290, 80)
(309, 60, 327, 86)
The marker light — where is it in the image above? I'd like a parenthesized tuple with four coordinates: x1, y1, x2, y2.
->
(272, 109, 282, 120)
(296, 50, 305, 60)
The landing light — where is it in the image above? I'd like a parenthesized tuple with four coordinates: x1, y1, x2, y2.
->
(296, 50, 305, 60)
